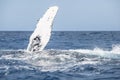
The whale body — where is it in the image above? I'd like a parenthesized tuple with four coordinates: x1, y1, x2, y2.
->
(27, 6, 59, 52)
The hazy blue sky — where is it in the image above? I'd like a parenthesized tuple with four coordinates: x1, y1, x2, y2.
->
(0, 0, 120, 31)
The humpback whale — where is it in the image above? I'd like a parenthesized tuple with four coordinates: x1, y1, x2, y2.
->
(27, 6, 59, 52)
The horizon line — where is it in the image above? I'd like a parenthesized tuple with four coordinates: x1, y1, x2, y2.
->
(0, 30, 120, 32)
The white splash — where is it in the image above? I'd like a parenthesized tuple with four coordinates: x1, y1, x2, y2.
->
(69, 45, 120, 59)
(1, 45, 120, 72)
(27, 6, 59, 52)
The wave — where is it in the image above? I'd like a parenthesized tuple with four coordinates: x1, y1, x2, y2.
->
(0, 45, 120, 72)
(69, 45, 120, 59)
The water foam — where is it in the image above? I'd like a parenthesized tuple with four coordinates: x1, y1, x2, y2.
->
(26, 45, 120, 71)
(0, 45, 120, 72)
(69, 45, 120, 59)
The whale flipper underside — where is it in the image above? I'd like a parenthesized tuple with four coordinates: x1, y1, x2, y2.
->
(27, 6, 59, 52)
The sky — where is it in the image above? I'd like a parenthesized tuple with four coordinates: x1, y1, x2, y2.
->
(0, 0, 120, 31)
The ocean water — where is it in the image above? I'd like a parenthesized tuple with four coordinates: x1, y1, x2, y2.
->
(0, 31, 120, 80)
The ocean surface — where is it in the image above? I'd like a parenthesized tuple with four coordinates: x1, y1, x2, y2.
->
(0, 31, 120, 80)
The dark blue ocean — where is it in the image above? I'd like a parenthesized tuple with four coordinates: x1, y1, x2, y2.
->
(0, 31, 120, 80)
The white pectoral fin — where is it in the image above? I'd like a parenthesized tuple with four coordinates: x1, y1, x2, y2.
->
(27, 6, 59, 52)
